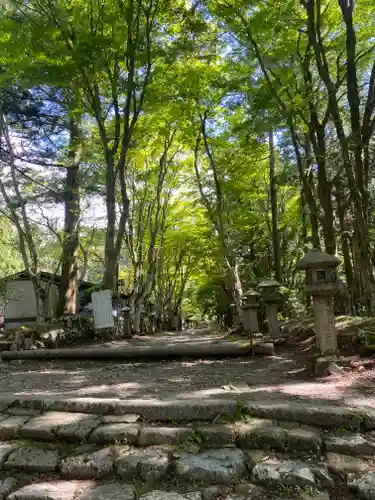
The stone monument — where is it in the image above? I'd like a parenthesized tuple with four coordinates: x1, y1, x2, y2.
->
(258, 279, 282, 339)
(91, 290, 114, 331)
(121, 306, 132, 338)
(296, 248, 340, 354)
(241, 289, 260, 333)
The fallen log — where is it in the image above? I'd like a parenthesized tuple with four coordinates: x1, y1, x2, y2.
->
(1, 340, 274, 361)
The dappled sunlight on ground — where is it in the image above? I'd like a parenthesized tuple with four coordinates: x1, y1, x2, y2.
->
(1, 328, 374, 408)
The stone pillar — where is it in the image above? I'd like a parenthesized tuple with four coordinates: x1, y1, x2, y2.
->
(296, 248, 340, 355)
(121, 307, 132, 339)
(258, 279, 282, 339)
(313, 296, 337, 353)
(241, 289, 260, 333)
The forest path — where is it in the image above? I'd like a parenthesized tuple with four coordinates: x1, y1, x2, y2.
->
(0, 327, 373, 409)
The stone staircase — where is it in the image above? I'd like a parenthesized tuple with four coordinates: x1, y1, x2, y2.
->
(0, 397, 374, 499)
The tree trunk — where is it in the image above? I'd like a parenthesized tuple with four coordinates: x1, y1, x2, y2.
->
(133, 302, 141, 334)
(57, 117, 81, 316)
(269, 129, 282, 282)
(104, 154, 117, 291)
(335, 181, 357, 315)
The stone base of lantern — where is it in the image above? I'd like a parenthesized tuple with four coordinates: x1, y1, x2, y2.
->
(312, 295, 337, 354)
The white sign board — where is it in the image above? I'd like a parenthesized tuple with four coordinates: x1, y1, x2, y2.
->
(91, 290, 114, 330)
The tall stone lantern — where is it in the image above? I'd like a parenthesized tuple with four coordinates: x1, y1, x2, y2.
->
(258, 279, 282, 339)
(241, 289, 261, 333)
(296, 248, 340, 354)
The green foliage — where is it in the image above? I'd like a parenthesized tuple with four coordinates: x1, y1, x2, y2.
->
(0, 217, 22, 278)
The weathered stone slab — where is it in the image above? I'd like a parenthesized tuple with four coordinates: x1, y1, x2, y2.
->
(201, 485, 231, 499)
(89, 423, 139, 444)
(56, 416, 100, 441)
(0, 416, 30, 439)
(184, 493, 202, 500)
(236, 420, 286, 450)
(138, 427, 193, 446)
(243, 449, 273, 469)
(0, 402, 12, 413)
(6, 408, 41, 417)
(102, 414, 140, 424)
(0, 477, 18, 498)
(199, 425, 235, 447)
(0, 412, 15, 422)
(115, 446, 171, 481)
(325, 452, 371, 474)
(348, 471, 375, 499)
(21, 412, 97, 440)
(7, 481, 92, 500)
(0, 396, 238, 422)
(283, 426, 322, 453)
(245, 402, 362, 430)
(325, 433, 375, 456)
(174, 448, 247, 485)
(4, 445, 59, 472)
(252, 459, 333, 488)
(362, 408, 375, 430)
(139, 493, 199, 500)
(298, 493, 330, 500)
(0, 442, 16, 466)
(60, 448, 114, 479)
(79, 483, 135, 500)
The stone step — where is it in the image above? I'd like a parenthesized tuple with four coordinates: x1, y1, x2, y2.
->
(0, 477, 337, 500)
(245, 401, 375, 431)
(0, 417, 375, 485)
(1, 396, 374, 432)
(1, 404, 375, 457)
(0, 396, 238, 422)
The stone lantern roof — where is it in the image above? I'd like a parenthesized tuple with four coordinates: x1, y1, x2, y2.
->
(258, 279, 281, 289)
(242, 289, 260, 297)
(296, 248, 340, 270)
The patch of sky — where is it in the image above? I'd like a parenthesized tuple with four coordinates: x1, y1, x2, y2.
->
(220, 92, 246, 109)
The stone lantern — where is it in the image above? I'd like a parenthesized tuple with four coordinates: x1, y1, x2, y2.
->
(121, 306, 132, 339)
(241, 289, 261, 333)
(296, 248, 340, 354)
(258, 279, 282, 339)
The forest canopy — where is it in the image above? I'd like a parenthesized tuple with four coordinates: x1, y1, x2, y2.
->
(0, 0, 375, 324)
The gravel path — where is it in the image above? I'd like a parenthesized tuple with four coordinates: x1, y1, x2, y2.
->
(0, 328, 374, 408)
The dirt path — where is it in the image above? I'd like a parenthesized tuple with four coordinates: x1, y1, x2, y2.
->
(0, 328, 374, 408)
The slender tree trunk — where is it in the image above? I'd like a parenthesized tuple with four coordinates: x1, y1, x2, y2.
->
(104, 154, 117, 290)
(57, 116, 81, 316)
(335, 184, 356, 315)
(269, 129, 282, 282)
(133, 302, 141, 333)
